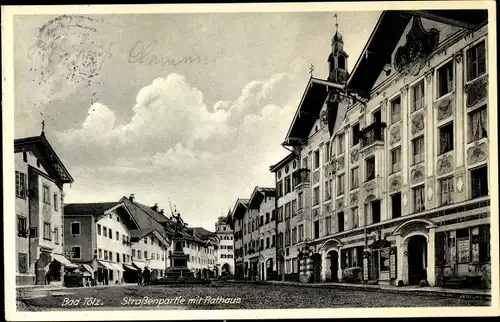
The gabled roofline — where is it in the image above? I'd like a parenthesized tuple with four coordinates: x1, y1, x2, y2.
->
(345, 12, 385, 91)
(106, 202, 141, 230)
(283, 77, 342, 146)
(283, 76, 314, 144)
(347, 10, 488, 95)
(14, 134, 74, 184)
(248, 186, 275, 209)
(230, 198, 249, 220)
(147, 229, 171, 247)
(269, 152, 297, 172)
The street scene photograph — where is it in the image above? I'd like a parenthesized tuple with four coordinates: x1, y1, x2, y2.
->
(2, 1, 498, 320)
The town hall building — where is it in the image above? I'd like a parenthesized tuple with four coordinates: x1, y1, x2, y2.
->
(278, 10, 490, 288)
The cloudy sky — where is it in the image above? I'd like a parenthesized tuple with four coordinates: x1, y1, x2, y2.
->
(14, 10, 380, 230)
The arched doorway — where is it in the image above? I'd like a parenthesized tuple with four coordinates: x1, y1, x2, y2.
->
(311, 253, 322, 283)
(407, 235, 427, 285)
(222, 263, 231, 276)
(266, 258, 274, 280)
(326, 250, 339, 282)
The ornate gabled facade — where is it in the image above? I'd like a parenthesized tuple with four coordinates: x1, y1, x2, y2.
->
(272, 10, 491, 289)
(336, 10, 490, 287)
(15, 132, 75, 285)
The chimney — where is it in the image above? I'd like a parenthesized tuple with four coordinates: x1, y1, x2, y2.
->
(160, 209, 164, 215)
(129, 193, 135, 202)
(152, 203, 159, 211)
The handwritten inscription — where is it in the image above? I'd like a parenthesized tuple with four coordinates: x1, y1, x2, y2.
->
(128, 40, 222, 67)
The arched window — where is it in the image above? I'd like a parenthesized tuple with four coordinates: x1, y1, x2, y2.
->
(337, 56, 346, 70)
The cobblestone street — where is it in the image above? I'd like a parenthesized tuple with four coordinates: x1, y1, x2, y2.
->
(17, 282, 490, 311)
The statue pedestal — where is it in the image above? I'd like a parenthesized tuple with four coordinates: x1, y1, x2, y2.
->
(154, 233, 209, 285)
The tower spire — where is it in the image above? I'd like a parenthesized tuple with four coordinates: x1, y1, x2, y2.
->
(41, 119, 45, 136)
(328, 12, 348, 83)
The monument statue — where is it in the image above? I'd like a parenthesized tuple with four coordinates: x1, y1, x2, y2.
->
(173, 212, 188, 235)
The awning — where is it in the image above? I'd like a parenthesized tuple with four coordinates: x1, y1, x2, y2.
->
(110, 263, 123, 271)
(52, 254, 78, 268)
(123, 264, 139, 271)
(133, 261, 145, 270)
(81, 264, 94, 274)
(97, 260, 114, 270)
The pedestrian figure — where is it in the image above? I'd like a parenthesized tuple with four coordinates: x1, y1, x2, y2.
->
(143, 267, 151, 286)
(137, 269, 143, 285)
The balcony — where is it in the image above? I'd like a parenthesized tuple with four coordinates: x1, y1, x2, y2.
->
(293, 168, 311, 189)
(360, 122, 386, 148)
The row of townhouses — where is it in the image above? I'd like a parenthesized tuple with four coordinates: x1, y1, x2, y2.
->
(230, 10, 491, 288)
(15, 132, 232, 285)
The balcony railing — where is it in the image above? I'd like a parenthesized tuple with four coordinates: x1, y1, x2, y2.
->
(293, 168, 311, 188)
(360, 122, 386, 148)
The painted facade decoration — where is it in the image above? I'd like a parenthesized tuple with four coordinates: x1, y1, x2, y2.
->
(394, 17, 440, 76)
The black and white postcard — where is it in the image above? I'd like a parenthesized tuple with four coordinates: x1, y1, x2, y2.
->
(2, 1, 498, 320)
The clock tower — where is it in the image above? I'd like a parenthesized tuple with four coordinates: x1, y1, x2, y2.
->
(328, 15, 349, 84)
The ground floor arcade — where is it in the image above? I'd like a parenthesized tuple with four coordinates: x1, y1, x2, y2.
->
(297, 206, 491, 288)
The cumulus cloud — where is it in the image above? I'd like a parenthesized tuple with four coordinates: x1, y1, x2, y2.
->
(55, 72, 303, 173)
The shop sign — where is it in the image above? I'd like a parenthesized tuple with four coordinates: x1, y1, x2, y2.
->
(362, 252, 370, 281)
(389, 247, 397, 280)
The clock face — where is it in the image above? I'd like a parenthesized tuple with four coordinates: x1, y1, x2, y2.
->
(408, 40, 424, 61)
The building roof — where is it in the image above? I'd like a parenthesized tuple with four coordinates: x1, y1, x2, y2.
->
(14, 133, 74, 185)
(64, 202, 120, 216)
(189, 227, 217, 241)
(130, 228, 155, 240)
(248, 186, 275, 209)
(347, 10, 488, 98)
(119, 197, 167, 235)
(269, 152, 298, 172)
(283, 77, 344, 147)
(64, 202, 139, 230)
(134, 202, 170, 224)
(230, 198, 249, 220)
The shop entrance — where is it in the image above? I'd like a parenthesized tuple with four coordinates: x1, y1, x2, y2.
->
(264, 258, 273, 280)
(407, 235, 427, 285)
(311, 253, 322, 283)
(327, 250, 338, 282)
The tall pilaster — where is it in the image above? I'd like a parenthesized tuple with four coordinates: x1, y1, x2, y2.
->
(425, 68, 435, 177)
(454, 51, 465, 168)
(400, 85, 410, 215)
(427, 227, 436, 286)
(425, 68, 436, 209)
